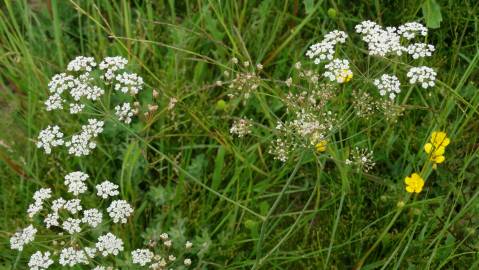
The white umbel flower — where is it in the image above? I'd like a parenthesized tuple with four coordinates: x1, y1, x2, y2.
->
(44, 93, 64, 111)
(96, 233, 124, 256)
(37, 125, 64, 154)
(306, 30, 347, 64)
(397, 22, 428, 40)
(114, 72, 144, 95)
(44, 212, 60, 228)
(27, 188, 52, 217)
(69, 103, 85, 114)
(65, 119, 104, 156)
(67, 56, 97, 73)
(355, 21, 403, 57)
(27, 201, 43, 218)
(323, 59, 353, 83)
(64, 171, 89, 196)
(28, 251, 54, 270)
(107, 200, 133, 223)
(114, 102, 134, 124)
(82, 209, 103, 228)
(406, 66, 437, 89)
(51, 197, 66, 212)
(406, 43, 435, 59)
(131, 249, 154, 266)
(373, 74, 401, 100)
(355, 20, 381, 36)
(10, 225, 37, 251)
(62, 218, 82, 234)
(64, 199, 83, 214)
(59, 247, 88, 266)
(48, 73, 77, 94)
(70, 82, 104, 101)
(184, 258, 192, 266)
(96, 181, 119, 199)
(100, 56, 128, 82)
(33, 188, 52, 202)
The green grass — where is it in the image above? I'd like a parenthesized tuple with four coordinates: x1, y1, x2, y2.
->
(1, 0, 479, 269)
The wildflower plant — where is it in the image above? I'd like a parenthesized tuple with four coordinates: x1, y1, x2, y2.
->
(11, 171, 134, 268)
(37, 56, 144, 157)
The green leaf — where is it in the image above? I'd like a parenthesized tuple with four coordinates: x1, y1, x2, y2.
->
(304, 0, 315, 15)
(422, 0, 443, 29)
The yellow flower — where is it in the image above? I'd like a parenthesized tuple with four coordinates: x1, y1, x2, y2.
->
(424, 131, 450, 169)
(405, 173, 424, 193)
(430, 131, 450, 148)
(337, 69, 353, 83)
(315, 140, 327, 152)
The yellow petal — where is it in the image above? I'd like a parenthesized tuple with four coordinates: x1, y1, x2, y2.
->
(431, 131, 450, 148)
(405, 176, 412, 185)
(434, 155, 445, 164)
(414, 185, 423, 193)
(406, 186, 415, 193)
(433, 146, 445, 155)
(424, 143, 433, 154)
(315, 140, 327, 152)
(411, 173, 422, 181)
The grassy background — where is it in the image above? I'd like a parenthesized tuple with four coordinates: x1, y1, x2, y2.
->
(0, 0, 479, 269)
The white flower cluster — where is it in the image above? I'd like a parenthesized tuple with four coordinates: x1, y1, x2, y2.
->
(397, 22, 428, 40)
(82, 208, 103, 228)
(355, 20, 403, 57)
(406, 66, 437, 89)
(36, 125, 64, 154)
(40, 56, 143, 156)
(100, 56, 128, 82)
(96, 180, 120, 198)
(96, 232, 124, 256)
(373, 74, 401, 100)
(306, 30, 347, 64)
(67, 56, 97, 73)
(114, 72, 144, 95)
(107, 200, 134, 223)
(355, 20, 433, 59)
(69, 103, 85, 114)
(132, 233, 194, 269)
(59, 247, 88, 266)
(10, 170, 135, 268)
(323, 59, 353, 83)
(28, 251, 54, 270)
(131, 249, 154, 266)
(65, 119, 104, 156)
(27, 188, 52, 217)
(115, 102, 134, 124)
(406, 42, 435, 59)
(64, 171, 89, 196)
(62, 217, 82, 234)
(69, 80, 104, 102)
(10, 225, 37, 251)
(64, 198, 83, 214)
(230, 118, 253, 137)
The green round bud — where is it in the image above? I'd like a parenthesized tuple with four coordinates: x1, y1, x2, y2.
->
(216, 99, 227, 110)
(327, 8, 337, 19)
(396, 200, 405, 208)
